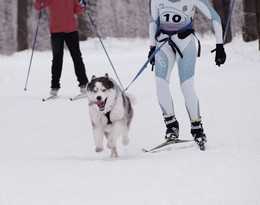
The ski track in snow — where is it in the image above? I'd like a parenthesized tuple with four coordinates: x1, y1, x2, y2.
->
(0, 36, 260, 205)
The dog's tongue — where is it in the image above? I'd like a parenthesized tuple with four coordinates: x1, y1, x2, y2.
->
(89, 101, 100, 106)
(89, 101, 105, 108)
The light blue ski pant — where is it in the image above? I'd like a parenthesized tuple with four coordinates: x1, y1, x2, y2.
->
(154, 33, 201, 121)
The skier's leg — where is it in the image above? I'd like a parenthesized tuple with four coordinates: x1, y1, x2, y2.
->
(51, 33, 65, 90)
(154, 40, 179, 139)
(154, 43, 175, 116)
(176, 35, 207, 144)
(177, 36, 200, 121)
(65, 31, 88, 87)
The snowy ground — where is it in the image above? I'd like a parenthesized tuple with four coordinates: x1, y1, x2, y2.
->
(0, 35, 260, 205)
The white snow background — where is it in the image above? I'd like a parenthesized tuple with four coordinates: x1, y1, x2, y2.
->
(0, 35, 260, 205)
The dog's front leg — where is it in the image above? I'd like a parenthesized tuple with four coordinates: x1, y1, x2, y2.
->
(93, 127, 104, 153)
(107, 122, 124, 157)
(107, 135, 118, 158)
(111, 147, 118, 158)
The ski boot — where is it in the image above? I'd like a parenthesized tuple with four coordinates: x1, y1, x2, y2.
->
(164, 114, 179, 142)
(191, 121, 207, 150)
(80, 85, 87, 94)
(50, 88, 59, 96)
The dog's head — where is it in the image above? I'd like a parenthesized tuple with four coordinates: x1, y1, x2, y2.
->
(87, 73, 116, 112)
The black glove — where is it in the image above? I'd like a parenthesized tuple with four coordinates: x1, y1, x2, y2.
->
(148, 46, 156, 65)
(214, 44, 226, 67)
(78, 0, 87, 7)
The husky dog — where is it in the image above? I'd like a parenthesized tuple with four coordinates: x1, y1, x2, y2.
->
(86, 73, 134, 158)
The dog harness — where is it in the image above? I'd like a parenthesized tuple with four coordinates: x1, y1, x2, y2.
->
(105, 111, 112, 125)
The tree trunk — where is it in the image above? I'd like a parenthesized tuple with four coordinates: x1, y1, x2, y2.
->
(17, 0, 28, 51)
(242, 0, 258, 42)
(0, 1, 4, 54)
(0, 0, 16, 55)
(256, 0, 260, 50)
(78, 14, 89, 41)
(212, 0, 232, 43)
(78, 0, 96, 40)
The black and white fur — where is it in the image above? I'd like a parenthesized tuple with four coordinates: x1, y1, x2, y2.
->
(86, 73, 134, 158)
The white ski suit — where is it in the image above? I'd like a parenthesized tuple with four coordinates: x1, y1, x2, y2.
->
(149, 0, 224, 121)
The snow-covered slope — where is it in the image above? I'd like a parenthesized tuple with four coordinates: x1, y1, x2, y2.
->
(0, 36, 260, 205)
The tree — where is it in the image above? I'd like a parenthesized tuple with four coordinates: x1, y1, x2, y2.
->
(0, 0, 246, 55)
(95, 0, 149, 38)
(0, 0, 16, 55)
(17, 0, 28, 51)
(77, 0, 96, 40)
(212, 0, 232, 43)
(242, 0, 259, 46)
(27, 1, 51, 51)
(243, 0, 260, 50)
(0, 0, 4, 54)
(258, 0, 260, 50)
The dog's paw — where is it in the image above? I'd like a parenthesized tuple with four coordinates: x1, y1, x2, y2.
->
(95, 147, 103, 153)
(111, 147, 118, 158)
(107, 140, 114, 149)
(122, 137, 129, 146)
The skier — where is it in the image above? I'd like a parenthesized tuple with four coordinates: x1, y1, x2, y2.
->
(34, 0, 89, 96)
(148, 0, 226, 148)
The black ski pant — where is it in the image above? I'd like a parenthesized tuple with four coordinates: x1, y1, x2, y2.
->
(50, 31, 88, 89)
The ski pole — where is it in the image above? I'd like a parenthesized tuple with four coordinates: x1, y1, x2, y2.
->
(86, 11, 124, 90)
(24, 1, 44, 91)
(223, 0, 236, 43)
(211, 0, 235, 53)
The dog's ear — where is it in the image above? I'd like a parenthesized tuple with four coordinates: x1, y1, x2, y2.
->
(91, 75, 96, 80)
(104, 73, 109, 78)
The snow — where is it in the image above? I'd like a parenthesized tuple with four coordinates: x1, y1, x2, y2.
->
(1, 35, 260, 205)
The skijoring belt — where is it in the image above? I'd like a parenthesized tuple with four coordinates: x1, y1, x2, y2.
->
(155, 29, 201, 58)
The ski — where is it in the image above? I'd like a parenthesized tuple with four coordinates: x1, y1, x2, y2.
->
(42, 95, 58, 102)
(142, 139, 193, 153)
(70, 93, 87, 101)
(42, 94, 87, 102)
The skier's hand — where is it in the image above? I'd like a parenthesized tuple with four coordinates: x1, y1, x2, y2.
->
(213, 44, 226, 67)
(148, 46, 156, 66)
(78, 0, 87, 7)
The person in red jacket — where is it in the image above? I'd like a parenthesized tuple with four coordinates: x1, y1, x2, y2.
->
(34, 0, 88, 96)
